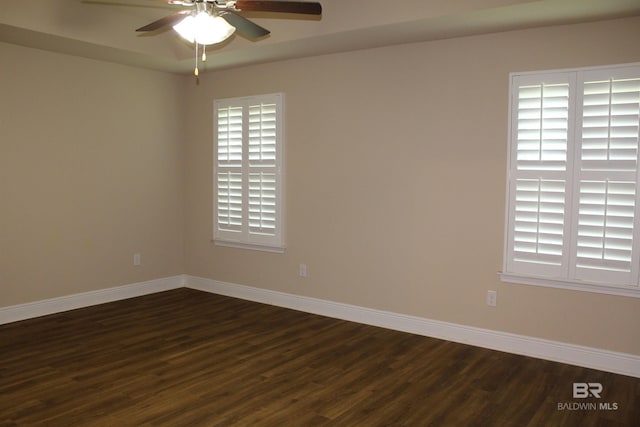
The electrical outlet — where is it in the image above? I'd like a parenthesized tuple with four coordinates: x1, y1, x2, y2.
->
(134, 253, 141, 266)
(487, 290, 497, 307)
(299, 263, 307, 278)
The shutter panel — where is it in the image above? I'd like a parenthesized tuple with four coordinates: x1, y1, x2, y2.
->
(247, 101, 279, 238)
(217, 106, 243, 164)
(216, 171, 243, 231)
(513, 178, 566, 265)
(249, 103, 277, 163)
(506, 75, 573, 276)
(573, 72, 640, 284)
(249, 172, 277, 234)
(575, 180, 636, 273)
(215, 105, 243, 235)
(581, 77, 639, 170)
(516, 83, 570, 171)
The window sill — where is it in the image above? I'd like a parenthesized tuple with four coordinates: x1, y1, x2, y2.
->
(498, 272, 640, 298)
(213, 240, 285, 254)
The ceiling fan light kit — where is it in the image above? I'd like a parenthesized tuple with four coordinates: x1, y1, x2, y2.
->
(173, 10, 236, 45)
(135, 0, 322, 78)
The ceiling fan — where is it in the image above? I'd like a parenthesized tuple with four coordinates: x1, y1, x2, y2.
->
(135, 0, 322, 76)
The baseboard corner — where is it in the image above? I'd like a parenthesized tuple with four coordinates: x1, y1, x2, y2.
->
(0, 275, 184, 325)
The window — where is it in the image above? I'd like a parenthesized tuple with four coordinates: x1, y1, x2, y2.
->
(502, 64, 640, 297)
(213, 93, 284, 252)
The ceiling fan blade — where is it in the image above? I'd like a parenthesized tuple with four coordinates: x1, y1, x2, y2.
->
(136, 10, 190, 32)
(234, 1, 322, 15)
(220, 11, 270, 38)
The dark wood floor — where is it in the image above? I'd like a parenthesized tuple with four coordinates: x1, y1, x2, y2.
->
(1, 289, 638, 426)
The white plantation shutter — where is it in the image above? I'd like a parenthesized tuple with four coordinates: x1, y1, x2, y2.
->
(213, 94, 284, 251)
(248, 103, 278, 236)
(507, 74, 574, 277)
(504, 64, 640, 293)
(217, 171, 243, 231)
(249, 103, 277, 163)
(515, 82, 570, 171)
(574, 180, 636, 277)
(580, 77, 639, 169)
(512, 178, 566, 267)
(249, 172, 277, 234)
(571, 70, 640, 284)
(216, 106, 243, 232)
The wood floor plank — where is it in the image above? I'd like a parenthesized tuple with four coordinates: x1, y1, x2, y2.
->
(1, 288, 638, 426)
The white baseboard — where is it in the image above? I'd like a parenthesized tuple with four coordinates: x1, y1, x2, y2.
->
(3, 274, 638, 378)
(186, 275, 640, 378)
(0, 275, 186, 325)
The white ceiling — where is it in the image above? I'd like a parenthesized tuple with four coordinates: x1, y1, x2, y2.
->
(1, 0, 640, 75)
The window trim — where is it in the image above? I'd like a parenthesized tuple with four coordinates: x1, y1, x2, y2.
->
(213, 239, 285, 254)
(499, 273, 640, 298)
(212, 93, 285, 253)
(500, 62, 640, 297)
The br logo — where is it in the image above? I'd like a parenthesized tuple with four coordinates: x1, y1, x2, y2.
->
(573, 382, 602, 398)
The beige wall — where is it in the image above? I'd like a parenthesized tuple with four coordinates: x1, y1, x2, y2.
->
(183, 16, 640, 355)
(1, 16, 639, 357)
(0, 42, 186, 305)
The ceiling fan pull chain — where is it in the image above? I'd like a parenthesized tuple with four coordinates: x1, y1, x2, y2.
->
(202, 45, 207, 62)
(194, 42, 199, 77)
